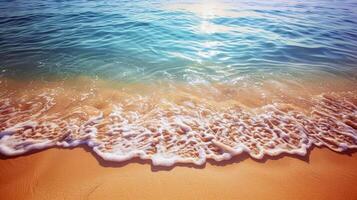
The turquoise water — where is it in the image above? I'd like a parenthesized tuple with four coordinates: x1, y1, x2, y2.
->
(1, 0, 357, 83)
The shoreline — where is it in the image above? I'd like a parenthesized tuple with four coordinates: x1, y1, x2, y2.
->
(1, 76, 356, 166)
(1, 143, 356, 169)
(1, 76, 356, 199)
(1, 147, 357, 200)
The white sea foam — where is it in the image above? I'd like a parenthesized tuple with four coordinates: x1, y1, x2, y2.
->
(0, 85, 356, 166)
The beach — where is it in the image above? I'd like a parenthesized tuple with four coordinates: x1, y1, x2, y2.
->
(1, 147, 356, 200)
(1, 0, 357, 199)
(0, 77, 356, 163)
(1, 77, 356, 200)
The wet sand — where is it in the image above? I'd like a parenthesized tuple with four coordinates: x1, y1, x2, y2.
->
(1, 76, 356, 161)
(0, 147, 356, 200)
(1, 76, 356, 199)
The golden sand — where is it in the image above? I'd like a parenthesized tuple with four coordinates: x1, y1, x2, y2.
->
(0, 147, 356, 200)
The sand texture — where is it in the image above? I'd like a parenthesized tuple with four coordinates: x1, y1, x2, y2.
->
(0, 147, 356, 200)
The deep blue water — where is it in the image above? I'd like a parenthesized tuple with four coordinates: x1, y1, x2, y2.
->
(0, 0, 357, 83)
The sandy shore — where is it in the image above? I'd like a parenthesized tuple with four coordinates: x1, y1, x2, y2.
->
(0, 147, 356, 200)
(1, 76, 356, 200)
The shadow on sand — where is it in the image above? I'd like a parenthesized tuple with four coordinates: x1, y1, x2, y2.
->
(1, 144, 356, 172)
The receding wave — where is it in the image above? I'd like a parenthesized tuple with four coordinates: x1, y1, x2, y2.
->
(0, 78, 356, 166)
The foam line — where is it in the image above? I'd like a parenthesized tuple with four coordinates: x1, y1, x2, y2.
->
(0, 86, 356, 166)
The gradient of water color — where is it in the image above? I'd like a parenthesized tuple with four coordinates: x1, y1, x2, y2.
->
(0, 0, 356, 166)
(1, 0, 357, 82)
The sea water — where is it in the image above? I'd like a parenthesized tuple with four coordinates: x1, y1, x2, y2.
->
(0, 0, 356, 166)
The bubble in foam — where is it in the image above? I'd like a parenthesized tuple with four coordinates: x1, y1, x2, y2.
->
(0, 83, 356, 166)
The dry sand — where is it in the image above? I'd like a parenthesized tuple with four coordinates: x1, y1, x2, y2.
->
(0, 147, 356, 200)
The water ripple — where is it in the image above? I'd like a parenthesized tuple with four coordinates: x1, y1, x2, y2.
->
(0, 0, 357, 82)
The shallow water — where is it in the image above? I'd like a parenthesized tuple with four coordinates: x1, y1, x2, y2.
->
(0, 0, 356, 166)
(0, 78, 356, 166)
